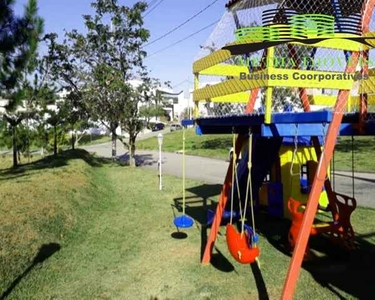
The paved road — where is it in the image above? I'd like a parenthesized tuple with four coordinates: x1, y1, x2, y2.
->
(83, 142, 375, 209)
(0, 128, 170, 156)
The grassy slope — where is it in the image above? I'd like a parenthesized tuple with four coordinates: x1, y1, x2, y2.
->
(76, 134, 111, 146)
(137, 129, 375, 172)
(0, 150, 112, 296)
(1, 151, 375, 299)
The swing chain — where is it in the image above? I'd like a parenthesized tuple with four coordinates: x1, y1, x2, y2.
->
(230, 127, 236, 225)
(290, 124, 300, 176)
(317, 123, 330, 181)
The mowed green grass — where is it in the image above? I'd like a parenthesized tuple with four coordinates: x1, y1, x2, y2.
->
(1, 151, 375, 299)
(76, 134, 111, 146)
(137, 129, 375, 172)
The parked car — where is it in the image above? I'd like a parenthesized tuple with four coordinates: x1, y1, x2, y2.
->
(152, 123, 165, 131)
(170, 123, 183, 132)
(86, 127, 109, 135)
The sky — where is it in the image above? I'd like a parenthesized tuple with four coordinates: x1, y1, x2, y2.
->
(14, 0, 229, 94)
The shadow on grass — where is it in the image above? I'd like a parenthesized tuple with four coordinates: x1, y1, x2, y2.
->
(173, 184, 222, 225)
(173, 184, 222, 263)
(171, 232, 188, 239)
(302, 234, 375, 299)
(336, 137, 375, 153)
(251, 262, 269, 300)
(0, 243, 61, 300)
(0, 149, 113, 182)
(256, 211, 375, 299)
(210, 247, 234, 273)
(334, 172, 375, 184)
(118, 153, 157, 167)
(173, 183, 375, 299)
(200, 138, 232, 151)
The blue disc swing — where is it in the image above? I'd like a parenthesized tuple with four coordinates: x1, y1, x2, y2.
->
(173, 123, 194, 228)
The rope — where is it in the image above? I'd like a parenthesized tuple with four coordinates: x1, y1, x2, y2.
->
(235, 161, 243, 219)
(240, 131, 254, 238)
(182, 127, 186, 216)
(248, 133, 256, 244)
(352, 135, 355, 199)
(230, 130, 244, 224)
(317, 123, 330, 181)
(230, 131, 236, 224)
(289, 124, 300, 194)
(290, 124, 301, 177)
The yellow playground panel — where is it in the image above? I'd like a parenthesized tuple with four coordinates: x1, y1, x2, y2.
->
(192, 9, 375, 122)
(259, 140, 329, 219)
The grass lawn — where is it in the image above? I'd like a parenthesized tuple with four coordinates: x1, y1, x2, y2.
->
(1, 151, 375, 299)
(137, 129, 375, 172)
(0, 134, 111, 154)
(76, 134, 112, 146)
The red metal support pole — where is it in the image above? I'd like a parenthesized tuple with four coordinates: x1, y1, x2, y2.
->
(281, 52, 360, 300)
(246, 89, 260, 113)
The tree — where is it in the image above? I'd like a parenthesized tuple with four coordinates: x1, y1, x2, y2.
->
(62, 0, 164, 166)
(44, 33, 92, 150)
(41, 96, 74, 156)
(0, 0, 44, 167)
(120, 78, 166, 165)
(0, 122, 33, 162)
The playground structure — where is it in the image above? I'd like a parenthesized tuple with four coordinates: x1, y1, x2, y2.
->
(188, 0, 375, 298)
(259, 136, 330, 218)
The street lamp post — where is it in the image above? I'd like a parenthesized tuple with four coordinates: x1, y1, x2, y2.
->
(158, 133, 163, 190)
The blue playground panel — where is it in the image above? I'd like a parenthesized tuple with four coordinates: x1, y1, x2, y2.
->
(195, 112, 375, 136)
(227, 136, 283, 213)
(266, 182, 284, 218)
(181, 119, 194, 126)
(206, 209, 240, 225)
(282, 136, 324, 146)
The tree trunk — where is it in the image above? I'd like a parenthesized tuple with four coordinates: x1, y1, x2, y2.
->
(129, 135, 136, 167)
(12, 126, 18, 168)
(112, 132, 117, 161)
(71, 130, 75, 150)
(54, 125, 57, 156)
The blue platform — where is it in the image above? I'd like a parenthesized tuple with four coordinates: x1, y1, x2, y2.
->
(173, 215, 194, 228)
(195, 112, 375, 136)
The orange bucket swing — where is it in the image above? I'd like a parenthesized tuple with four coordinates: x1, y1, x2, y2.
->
(226, 131, 260, 264)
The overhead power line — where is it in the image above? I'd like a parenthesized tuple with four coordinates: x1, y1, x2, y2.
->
(172, 79, 193, 89)
(147, 0, 158, 9)
(144, 0, 166, 17)
(147, 19, 220, 58)
(144, 0, 221, 47)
